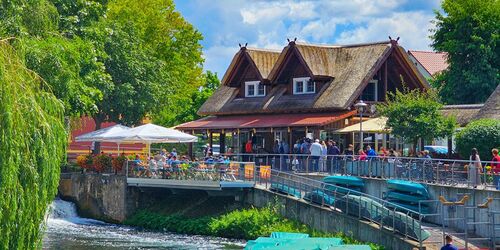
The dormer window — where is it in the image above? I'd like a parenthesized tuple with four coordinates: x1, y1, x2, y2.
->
(245, 81, 265, 97)
(293, 77, 314, 94)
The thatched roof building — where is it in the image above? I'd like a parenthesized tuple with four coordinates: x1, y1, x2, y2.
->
(475, 84, 500, 121)
(178, 39, 430, 155)
(440, 104, 483, 127)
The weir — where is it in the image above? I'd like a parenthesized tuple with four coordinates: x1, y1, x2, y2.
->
(59, 162, 500, 250)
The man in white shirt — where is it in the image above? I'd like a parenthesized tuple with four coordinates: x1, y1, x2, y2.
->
(310, 139, 323, 172)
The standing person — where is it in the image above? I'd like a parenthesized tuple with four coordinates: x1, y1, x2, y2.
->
(243, 139, 252, 162)
(469, 148, 482, 188)
(440, 235, 458, 250)
(310, 139, 323, 172)
(491, 148, 500, 189)
(273, 139, 280, 170)
(329, 141, 341, 173)
(279, 140, 289, 171)
(203, 144, 212, 158)
(358, 149, 367, 161)
(366, 145, 377, 158)
(344, 144, 354, 161)
(320, 141, 328, 172)
(301, 138, 312, 171)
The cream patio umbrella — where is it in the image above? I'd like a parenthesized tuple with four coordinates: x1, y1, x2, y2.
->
(106, 123, 197, 156)
(75, 124, 131, 154)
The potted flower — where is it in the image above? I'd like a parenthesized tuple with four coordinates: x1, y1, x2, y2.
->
(76, 154, 93, 173)
(112, 155, 127, 174)
(93, 154, 112, 173)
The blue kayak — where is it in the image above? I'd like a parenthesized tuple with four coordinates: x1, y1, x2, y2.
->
(270, 183, 302, 198)
(304, 189, 336, 206)
(245, 237, 343, 250)
(385, 191, 429, 204)
(386, 179, 429, 197)
(324, 184, 362, 195)
(323, 175, 365, 187)
(270, 232, 309, 239)
(385, 201, 431, 214)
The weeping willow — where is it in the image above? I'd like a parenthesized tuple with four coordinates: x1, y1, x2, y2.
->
(0, 41, 67, 249)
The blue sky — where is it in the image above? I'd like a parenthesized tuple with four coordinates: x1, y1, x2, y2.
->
(174, 0, 442, 78)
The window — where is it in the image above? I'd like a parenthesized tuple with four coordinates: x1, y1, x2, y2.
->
(245, 81, 265, 97)
(361, 80, 379, 101)
(293, 77, 315, 94)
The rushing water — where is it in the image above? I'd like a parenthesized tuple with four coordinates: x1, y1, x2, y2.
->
(43, 199, 244, 249)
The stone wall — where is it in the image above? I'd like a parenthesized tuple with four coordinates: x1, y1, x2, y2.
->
(58, 173, 139, 223)
(245, 188, 419, 250)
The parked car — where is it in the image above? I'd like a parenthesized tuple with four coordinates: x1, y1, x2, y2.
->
(424, 146, 449, 157)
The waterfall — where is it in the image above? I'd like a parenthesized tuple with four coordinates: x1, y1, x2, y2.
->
(47, 199, 105, 225)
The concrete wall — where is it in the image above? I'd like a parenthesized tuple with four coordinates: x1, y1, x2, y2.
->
(246, 188, 419, 250)
(58, 173, 139, 223)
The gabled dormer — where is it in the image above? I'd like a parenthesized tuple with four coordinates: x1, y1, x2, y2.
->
(221, 46, 280, 98)
(268, 41, 337, 96)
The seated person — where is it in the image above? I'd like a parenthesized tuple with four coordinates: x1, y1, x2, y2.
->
(133, 154, 145, 177)
(145, 157, 157, 178)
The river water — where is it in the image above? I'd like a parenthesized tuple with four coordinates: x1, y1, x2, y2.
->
(43, 199, 244, 249)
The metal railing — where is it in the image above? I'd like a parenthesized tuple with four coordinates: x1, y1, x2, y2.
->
(124, 160, 258, 184)
(223, 153, 500, 189)
(251, 168, 437, 247)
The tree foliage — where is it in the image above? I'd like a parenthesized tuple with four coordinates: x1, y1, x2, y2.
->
(431, 0, 500, 104)
(455, 119, 500, 160)
(155, 71, 220, 127)
(1, 0, 204, 128)
(377, 88, 456, 151)
(0, 41, 67, 249)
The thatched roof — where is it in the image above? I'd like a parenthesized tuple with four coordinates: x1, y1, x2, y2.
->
(441, 104, 483, 126)
(475, 84, 500, 120)
(200, 40, 429, 116)
(221, 47, 281, 85)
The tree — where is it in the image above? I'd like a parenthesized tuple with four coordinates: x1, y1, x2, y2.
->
(377, 88, 456, 153)
(455, 119, 500, 160)
(155, 71, 220, 127)
(0, 41, 67, 249)
(431, 0, 500, 104)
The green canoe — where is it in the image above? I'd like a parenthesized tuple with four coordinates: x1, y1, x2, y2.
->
(304, 189, 336, 206)
(386, 179, 429, 197)
(385, 190, 429, 204)
(323, 175, 365, 187)
(270, 183, 302, 198)
(245, 237, 343, 250)
(270, 232, 309, 239)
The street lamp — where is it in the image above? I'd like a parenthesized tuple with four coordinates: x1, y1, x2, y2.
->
(354, 100, 368, 151)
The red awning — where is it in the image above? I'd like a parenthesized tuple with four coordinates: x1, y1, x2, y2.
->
(176, 111, 356, 130)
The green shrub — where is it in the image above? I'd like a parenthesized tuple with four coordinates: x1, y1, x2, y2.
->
(124, 205, 383, 249)
(455, 119, 500, 160)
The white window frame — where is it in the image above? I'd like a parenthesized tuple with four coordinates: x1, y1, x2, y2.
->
(293, 77, 314, 95)
(245, 81, 265, 97)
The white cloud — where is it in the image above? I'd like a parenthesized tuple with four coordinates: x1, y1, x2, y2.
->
(336, 11, 434, 50)
(176, 0, 438, 75)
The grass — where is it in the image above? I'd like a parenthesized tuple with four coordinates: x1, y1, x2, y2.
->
(124, 204, 383, 249)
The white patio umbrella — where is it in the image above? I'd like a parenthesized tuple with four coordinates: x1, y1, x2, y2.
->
(75, 124, 130, 154)
(106, 123, 197, 156)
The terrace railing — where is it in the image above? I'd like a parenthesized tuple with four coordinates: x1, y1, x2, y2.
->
(224, 153, 500, 189)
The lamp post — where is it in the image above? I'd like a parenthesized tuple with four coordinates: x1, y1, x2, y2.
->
(354, 100, 368, 151)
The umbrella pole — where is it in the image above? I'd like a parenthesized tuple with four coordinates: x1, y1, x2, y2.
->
(117, 143, 121, 156)
(148, 143, 151, 158)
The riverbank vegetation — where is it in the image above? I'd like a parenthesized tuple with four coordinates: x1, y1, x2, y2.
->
(124, 205, 382, 249)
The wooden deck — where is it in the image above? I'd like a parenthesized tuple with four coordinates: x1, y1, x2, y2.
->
(126, 178, 254, 190)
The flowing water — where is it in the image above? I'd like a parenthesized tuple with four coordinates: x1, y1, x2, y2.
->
(43, 199, 244, 249)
